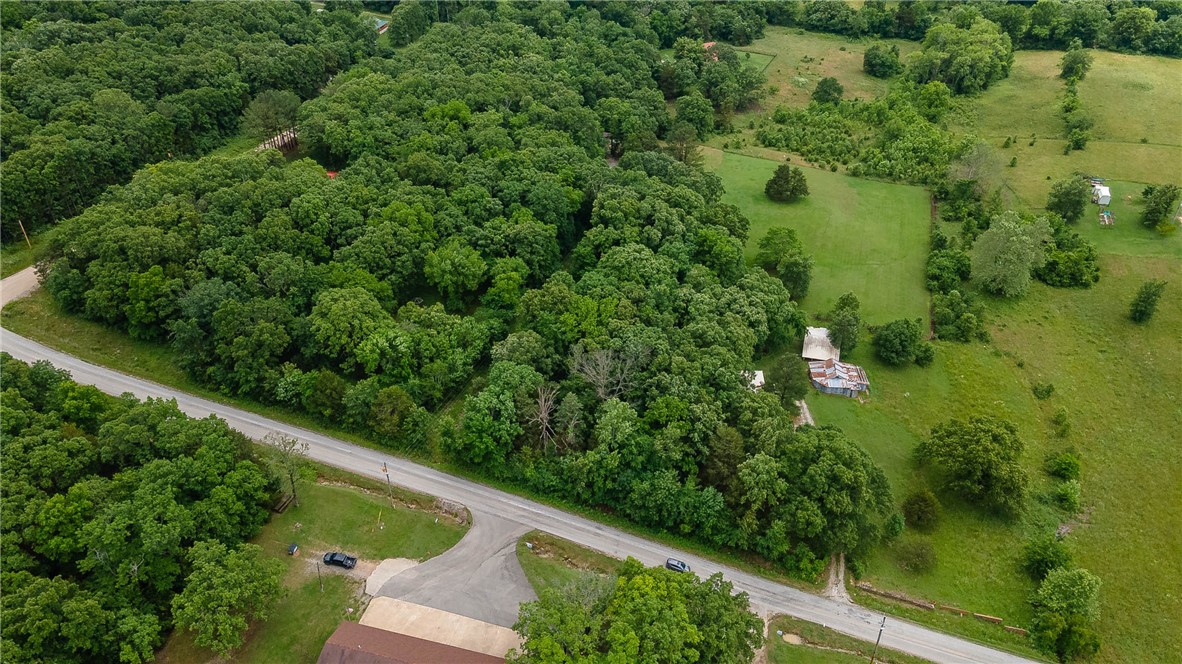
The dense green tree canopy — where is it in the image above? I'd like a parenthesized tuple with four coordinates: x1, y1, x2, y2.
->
(0, 355, 275, 663)
(907, 17, 1014, 95)
(510, 558, 763, 664)
(971, 211, 1053, 297)
(0, 2, 375, 241)
(917, 415, 1029, 516)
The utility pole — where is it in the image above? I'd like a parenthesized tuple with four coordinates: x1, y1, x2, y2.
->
(870, 616, 886, 663)
(382, 462, 394, 506)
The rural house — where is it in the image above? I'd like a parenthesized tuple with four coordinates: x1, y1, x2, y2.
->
(808, 359, 870, 398)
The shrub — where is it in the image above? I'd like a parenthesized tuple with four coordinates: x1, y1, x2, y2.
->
(901, 489, 940, 531)
(864, 43, 903, 78)
(1023, 535, 1073, 581)
(1045, 450, 1081, 480)
(812, 76, 844, 104)
(1129, 279, 1167, 323)
(884, 512, 905, 540)
(847, 558, 867, 580)
(914, 342, 935, 367)
(764, 164, 810, 202)
(1054, 480, 1082, 513)
(1032, 382, 1055, 400)
(1009, 157, 1017, 167)
(895, 540, 936, 574)
(1050, 408, 1072, 438)
(872, 318, 924, 366)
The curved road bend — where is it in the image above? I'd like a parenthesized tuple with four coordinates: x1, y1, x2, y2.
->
(0, 272, 1036, 664)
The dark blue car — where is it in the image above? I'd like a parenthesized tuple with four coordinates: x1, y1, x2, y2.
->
(323, 552, 357, 569)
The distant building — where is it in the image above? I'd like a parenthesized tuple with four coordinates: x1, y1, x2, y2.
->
(317, 622, 503, 664)
(373, 17, 389, 34)
(747, 369, 765, 390)
(808, 359, 869, 398)
(801, 327, 840, 362)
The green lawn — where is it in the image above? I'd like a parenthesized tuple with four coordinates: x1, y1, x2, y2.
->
(0, 233, 45, 278)
(1073, 181, 1182, 259)
(964, 48, 1182, 207)
(158, 479, 467, 664)
(767, 615, 933, 664)
(707, 148, 930, 324)
(740, 28, 918, 111)
(516, 530, 622, 595)
(800, 252, 1182, 663)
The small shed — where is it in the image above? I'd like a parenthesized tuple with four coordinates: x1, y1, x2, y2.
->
(1092, 185, 1111, 205)
(801, 327, 841, 362)
(808, 359, 869, 398)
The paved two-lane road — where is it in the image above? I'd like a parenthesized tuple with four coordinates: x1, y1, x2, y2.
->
(0, 269, 1037, 664)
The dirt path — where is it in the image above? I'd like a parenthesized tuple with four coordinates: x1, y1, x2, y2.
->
(822, 552, 852, 604)
(0, 266, 39, 308)
(793, 400, 815, 428)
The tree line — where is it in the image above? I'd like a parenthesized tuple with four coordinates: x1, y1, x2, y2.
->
(0, 355, 283, 662)
(0, 1, 377, 242)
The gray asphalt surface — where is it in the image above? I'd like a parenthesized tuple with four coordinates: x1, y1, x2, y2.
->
(0, 269, 1038, 664)
(377, 510, 535, 627)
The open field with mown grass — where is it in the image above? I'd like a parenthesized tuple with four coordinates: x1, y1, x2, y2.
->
(963, 48, 1182, 206)
(158, 476, 467, 664)
(801, 252, 1182, 663)
(706, 148, 930, 324)
(739, 27, 918, 111)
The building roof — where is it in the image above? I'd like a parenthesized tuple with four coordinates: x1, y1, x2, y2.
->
(748, 369, 765, 390)
(317, 622, 505, 664)
(808, 359, 869, 391)
(801, 327, 841, 361)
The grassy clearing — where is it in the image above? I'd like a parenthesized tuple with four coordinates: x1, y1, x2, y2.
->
(0, 233, 45, 278)
(158, 478, 467, 664)
(1071, 181, 1182, 258)
(706, 148, 930, 324)
(964, 48, 1182, 206)
(741, 28, 918, 111)
(800, 253, 1182, 663)
(767, 615, 933, 664)
(516, 530, 623, 595)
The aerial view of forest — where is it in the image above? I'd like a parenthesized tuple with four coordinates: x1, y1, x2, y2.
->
(2, 2, 1178, 663)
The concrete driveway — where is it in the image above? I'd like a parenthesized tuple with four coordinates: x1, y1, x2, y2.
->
(375, 510, 535, 628)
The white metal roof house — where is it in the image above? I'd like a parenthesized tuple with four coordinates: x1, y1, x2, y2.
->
(808, 359, 869, 398)
(801, 327, 840, 362)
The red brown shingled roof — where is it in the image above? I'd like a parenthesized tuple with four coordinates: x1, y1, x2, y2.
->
(316, 621, 505, 664)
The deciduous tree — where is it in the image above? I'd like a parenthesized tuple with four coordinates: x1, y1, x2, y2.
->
(171, 541, 284, 657)
(971, 211, 1052, 297)
(917, 415, 1028, 516)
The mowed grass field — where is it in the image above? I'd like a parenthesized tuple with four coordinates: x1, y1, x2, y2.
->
(964, 49, 1182, 206)
(159, 478, 467, 664)
(805, 250, 1182, 662)
(705, 148, 930, 324)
